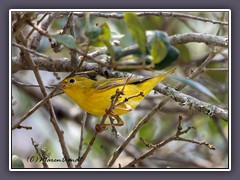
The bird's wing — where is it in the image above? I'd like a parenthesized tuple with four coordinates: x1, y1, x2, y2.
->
(93, 76, 151, 91)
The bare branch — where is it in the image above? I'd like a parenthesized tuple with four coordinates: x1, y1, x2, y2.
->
(204, 67, 228, 71)
(12, 57, 228, 127)
(155, 84, 228, 121)
(26, 12, 49, 39)
(28, 12, 58, 50)
(12, 32, 228, 73)
(124, 116, 215, 168)
(12, 78, 53, 89)
(72, 12, 228, 25)
(31, 138, 49, 168)
(12, 42, 51, 59)
(169, 33, 228, 47)
(11, 49, 106, 73)
(16, 125, 32, 130)
(12, 12, 36, 36)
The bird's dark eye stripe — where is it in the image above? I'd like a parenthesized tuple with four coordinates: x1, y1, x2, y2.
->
(69, 79, 75, 83)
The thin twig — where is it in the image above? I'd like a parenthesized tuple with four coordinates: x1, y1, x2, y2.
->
(12, 47, 108, 73)
(26, 12, 49, 39)
(11, 88, 58, 130)
(174, 137, 216, 150)
(124, 116, 215, 168)
(109, 75, 133, 109)
(204, 67, 228, 71)
(216, 12, 227, 36)
(115, 92, 144, 108)
(115, 64, 155, 70)
(72, 12, 228, 25)
(175, 49, 218, 91)
(17, 125, 32, 130)
(73, 49, 111, 69)
(12, 78, 53, 89)
(67, 12, 78, 68)
(75, 114, 108, 168)
(178, 18, 198, 32)
(28, 12, 58, 50)
(28, 21, 50, 37)
(12, 42, 52, 60)
(109, 117, 120, 138)
(12, 12, 36, 37)
(31, 138, 49, 168)
(78, 111, 87, 159)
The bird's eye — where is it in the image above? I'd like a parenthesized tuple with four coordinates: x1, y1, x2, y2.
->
(69, 78, 75, 83)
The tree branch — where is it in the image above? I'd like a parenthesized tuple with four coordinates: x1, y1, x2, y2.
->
(31, 138, 49, 168)
(71, 12, 228, 25)
(28, 12, 58, 50)
(155, 84, 228, 121)
(12, 33, 228, 73)
(169, 33, 228, 47)
(124, 116, 215, 168)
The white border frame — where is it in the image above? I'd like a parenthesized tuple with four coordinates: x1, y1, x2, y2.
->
(9, 9, 231, 171)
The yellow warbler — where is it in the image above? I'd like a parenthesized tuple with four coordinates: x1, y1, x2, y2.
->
(58, 68, 174, 127)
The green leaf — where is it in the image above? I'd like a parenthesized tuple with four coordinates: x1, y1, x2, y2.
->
(86, 23, 111, 47)
(51, 34, 78, 49)
(155, 45, 179, 70)
(101, 23, 111, 41)
(166, 74, 219, 102)
(150, 38, 167, 64)
(99, 36, 115, 60)
(85, 26, 102, 40)
(12, 155, 25, 168)
(146, 30, 170, 51)
(146, 30, 179, 69)
(124, 12, 147, 55)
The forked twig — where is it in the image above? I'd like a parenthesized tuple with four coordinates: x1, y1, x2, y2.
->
(124, 116, 215, 168)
